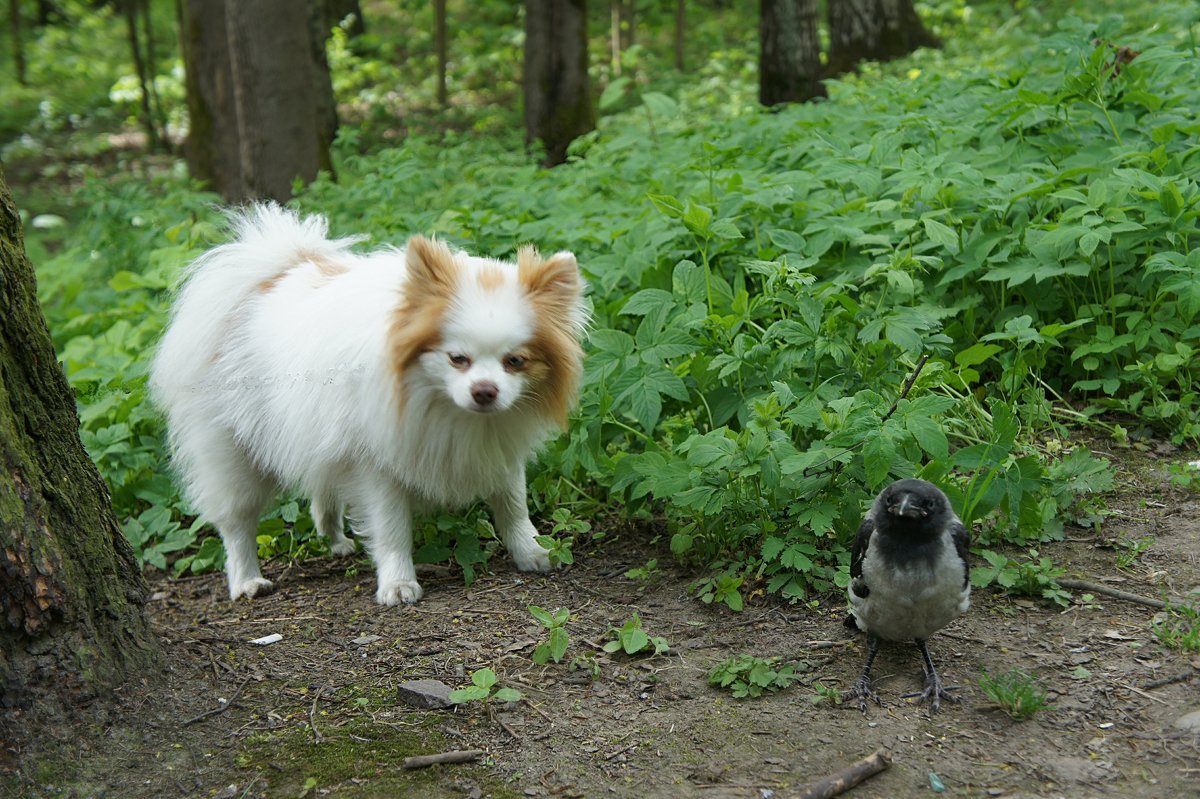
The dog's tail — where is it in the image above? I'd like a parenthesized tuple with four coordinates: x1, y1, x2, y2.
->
(150, 203, 362, 406)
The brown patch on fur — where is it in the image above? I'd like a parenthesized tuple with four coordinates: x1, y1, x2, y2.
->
(517, 246, 585, 428)
(252, 249, 348, 297)
(477, 265, 505, 291)
(387, 236, 462, 403)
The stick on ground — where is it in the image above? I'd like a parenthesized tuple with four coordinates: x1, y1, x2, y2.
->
(796, 749, 891, 799)
(1058, 578, 1188, 610)
(402, 749, 485, 769)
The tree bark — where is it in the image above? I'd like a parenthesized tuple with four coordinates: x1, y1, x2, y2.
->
(524, 0, 596, 167)
(759, 0, 826, 107)
(674, 0, 685, 72)
(177, 0, 241, 199)
(827, 0, 941, 77)
(9, 0, 26, 86)
(122, 0, 159, 150)
(435, 0, 448, 108)
(179, 0, 334, 202)
(0, 168, 160, 718)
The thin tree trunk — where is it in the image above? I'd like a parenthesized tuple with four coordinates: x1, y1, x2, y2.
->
(9, 0, 26, 85)
(524, 0, 596, 167)
(435, 0, 448, 107)
(610, 0, 621, 74)
(139, 0, 168, 148)
(122, 0, 159, 149)
(760, 0, 826, 107)
(224, 0, 328, 201)
(674, 0, 685, 71)
(178, 0, 241, 197)
(0, 168, 160, 718)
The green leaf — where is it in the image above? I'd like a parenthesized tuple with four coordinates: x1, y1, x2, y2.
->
(623, 629, 650, 655)
(471, 668, 497, 689)
(923, 217, 960, 254)
(683, 202, 714, 238)
(492, 687, 523, 703)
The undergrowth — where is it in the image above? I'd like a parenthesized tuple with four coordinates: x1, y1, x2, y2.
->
(20, 2, 1200, 605)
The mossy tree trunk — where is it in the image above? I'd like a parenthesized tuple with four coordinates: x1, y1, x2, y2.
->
(827, 0, 942, 77)
(760, 0, 826, 106)
(524, 0, 596, 167)
(0, 170, 160, 717)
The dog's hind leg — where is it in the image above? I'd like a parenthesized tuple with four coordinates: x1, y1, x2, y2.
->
(312, 493, 355, 556)
(175, 425, 277, 599)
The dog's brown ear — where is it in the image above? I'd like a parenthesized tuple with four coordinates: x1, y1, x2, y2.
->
(405, 236, 459, 297)
(518, 246, 583, 309)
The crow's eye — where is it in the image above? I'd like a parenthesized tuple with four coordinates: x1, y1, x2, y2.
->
(449, 353, 472, 369)
(503, 354, 527, 371)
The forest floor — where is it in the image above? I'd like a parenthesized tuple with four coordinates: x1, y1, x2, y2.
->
(5, 445, 1200, 799)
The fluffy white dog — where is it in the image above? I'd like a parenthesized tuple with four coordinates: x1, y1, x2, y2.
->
(151, 204, 586, 605)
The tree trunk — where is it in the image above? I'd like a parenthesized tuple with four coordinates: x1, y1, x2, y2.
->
(0, 169, 160, 718)
(674, 0, 685, 72)
(759, 0, 825, 107)
(178, 0, 241, 198)
(610, 0, 621, 75)
(9, 0, 26, 86)
(435, 0, 448, 108)
(179, 0, 334, 202)
(122, 0, 159, 150)
(524, 0, 595, 167)
(827, 0, 941, 76)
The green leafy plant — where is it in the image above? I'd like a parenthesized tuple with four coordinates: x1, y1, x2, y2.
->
(624, 558, 661, 589)
(809, 681, 843, 707)
(1114, 535, 1155, 571)
(978, 669, 1050, 720)
(971, 549, 1071, 606)
(1152, 604, 1200, 653)
(535, 507, 591, 567)
(706, 655, 805, 698)
(448, 668, 522, 705)
(529, 605, 572, 665)
(602, 613, 669, 657)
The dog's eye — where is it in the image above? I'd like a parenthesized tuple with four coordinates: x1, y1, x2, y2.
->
(449, 353, 472, 369)
(503, 354, 527, 370)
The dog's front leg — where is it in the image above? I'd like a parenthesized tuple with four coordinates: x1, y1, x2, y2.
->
(489, 466, 552, 573)
(363, 479, 423, 605)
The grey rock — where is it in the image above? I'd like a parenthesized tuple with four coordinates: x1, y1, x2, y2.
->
(1173, 709, 1200, 732)
(396, 679, 454, 709)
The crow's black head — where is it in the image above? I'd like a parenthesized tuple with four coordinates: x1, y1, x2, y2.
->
(874, 478, 953, 532)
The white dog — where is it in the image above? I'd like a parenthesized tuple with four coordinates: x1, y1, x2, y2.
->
(150, 204, 586, 604)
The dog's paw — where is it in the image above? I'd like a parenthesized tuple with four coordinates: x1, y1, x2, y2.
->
(329, 537, 357, 557)
(230, 577, 274, 600)
(376, 580, 424, 606)
(512, 546, 552, 573)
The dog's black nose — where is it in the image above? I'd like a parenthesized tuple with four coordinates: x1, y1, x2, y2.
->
(471, 381, 499, 406)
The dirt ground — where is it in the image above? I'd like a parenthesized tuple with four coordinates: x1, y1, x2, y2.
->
(5, 448, 1200, 799)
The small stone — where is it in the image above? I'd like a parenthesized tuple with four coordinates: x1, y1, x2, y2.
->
(1173, 709, 1200, 732)
(352, 634, 382, 645)
(396, 679, 454, 709)
(213, 786, 239, 799)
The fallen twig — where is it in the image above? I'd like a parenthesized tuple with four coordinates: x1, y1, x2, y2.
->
(1143, 670, 1194, 690)
(1058, 578, 1188, 610)
(309, 684, 327, 744)
(796, 748, 891, 799)
(402, 749, 485, 769)
(182, 675, 251, 727)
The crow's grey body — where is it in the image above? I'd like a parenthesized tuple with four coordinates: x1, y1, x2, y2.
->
(846, 478, 970, 712)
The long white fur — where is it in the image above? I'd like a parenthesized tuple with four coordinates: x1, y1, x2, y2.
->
(150, 204, 584, 605)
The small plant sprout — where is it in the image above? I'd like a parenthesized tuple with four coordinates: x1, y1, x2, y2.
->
(535, 508, 590, 567)
(1152, 603, 1200, 653)
(978, 669, 1049, 720)
(624, 558, 660, 589)
(603, 613, 669, 656)
(448, 668, 522, 705)
(529, 605, 571, 664)
(809, 681, 843, 707)
(707, 655, 805, 698)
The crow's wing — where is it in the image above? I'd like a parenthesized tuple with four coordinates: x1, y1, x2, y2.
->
(850, 515, 874, 583)
(949, 517, 970, 588)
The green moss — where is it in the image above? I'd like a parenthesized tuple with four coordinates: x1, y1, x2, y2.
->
(237, 713, 524, 799)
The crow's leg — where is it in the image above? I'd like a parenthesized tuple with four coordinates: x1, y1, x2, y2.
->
(848, 633, 883, 713)
(915, 638, 959, 712)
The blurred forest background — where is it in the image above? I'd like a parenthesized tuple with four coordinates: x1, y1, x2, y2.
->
(2, 0, 1199, 610)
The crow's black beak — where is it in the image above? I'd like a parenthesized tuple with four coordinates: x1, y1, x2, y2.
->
(892, 493, 926, 519)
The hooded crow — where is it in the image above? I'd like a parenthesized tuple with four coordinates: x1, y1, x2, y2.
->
(844, 478, 970, 711)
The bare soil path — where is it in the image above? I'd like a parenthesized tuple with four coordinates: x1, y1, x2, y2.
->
(5, 451, 1199, 799)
